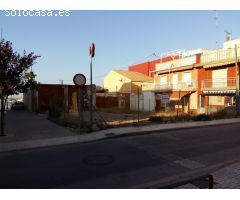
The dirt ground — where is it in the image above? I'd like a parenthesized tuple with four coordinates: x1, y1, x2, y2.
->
(54, 110, 153, 131)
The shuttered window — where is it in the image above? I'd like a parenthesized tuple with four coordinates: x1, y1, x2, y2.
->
(160, 75, 167, 85)
(183, 72, 191, 83)
(172, 73, 178, 89)
(212, 69, 227, 88)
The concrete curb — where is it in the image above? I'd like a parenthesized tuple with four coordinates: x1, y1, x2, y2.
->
(1, 118, 240, 153)
(100, 120, 240, 141)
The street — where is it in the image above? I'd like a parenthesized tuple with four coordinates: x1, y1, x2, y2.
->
(1, 123, 240, 188)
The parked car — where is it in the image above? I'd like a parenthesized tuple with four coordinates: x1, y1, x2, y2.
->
(11, 102, 25, 110)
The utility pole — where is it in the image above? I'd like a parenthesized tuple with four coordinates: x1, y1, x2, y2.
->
(235, 44, 239, 117)
(90, 56, 93, 131)
(89, 43, 95, 131)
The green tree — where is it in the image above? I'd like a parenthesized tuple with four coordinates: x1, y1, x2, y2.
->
(0, 39, 39, 136)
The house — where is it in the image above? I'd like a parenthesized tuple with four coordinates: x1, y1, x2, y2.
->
(103, 70, 153, 110)
(104, 70, 153, 93)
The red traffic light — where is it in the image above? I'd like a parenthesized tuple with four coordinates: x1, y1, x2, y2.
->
(89, 43, 95, 58)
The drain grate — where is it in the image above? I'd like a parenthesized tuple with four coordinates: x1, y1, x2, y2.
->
(83, 155, 114, 166)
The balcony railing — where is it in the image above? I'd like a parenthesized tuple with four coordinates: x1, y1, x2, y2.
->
(201, 78, 236, 90)
(142, 80, 197, 91)
(201, 48, 240, 65)
(155, 55, 197, 71)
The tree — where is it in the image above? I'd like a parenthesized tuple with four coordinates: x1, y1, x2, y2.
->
(0, 39, 39, 136)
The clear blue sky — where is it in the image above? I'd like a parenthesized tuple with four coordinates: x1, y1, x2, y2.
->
(1, 10, 240, 86)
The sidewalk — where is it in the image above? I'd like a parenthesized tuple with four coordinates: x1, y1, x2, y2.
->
(176, 160, 240, 189)
(1, 110, 240, 153)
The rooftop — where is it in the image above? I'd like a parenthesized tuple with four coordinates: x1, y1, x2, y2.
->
(113, 70, 154, 82)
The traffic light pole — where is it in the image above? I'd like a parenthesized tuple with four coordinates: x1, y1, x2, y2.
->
(90, 56, 93, 131)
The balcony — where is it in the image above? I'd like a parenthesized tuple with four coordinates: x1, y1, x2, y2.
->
(155, 55, 197, 72)
(201, 48, 240, 66)
(201, 78, 236, 90)
(142, 80, 197, 92)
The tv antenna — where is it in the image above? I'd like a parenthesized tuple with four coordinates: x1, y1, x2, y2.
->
(224, 29, 232, 41)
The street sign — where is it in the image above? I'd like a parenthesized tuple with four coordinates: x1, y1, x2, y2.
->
(73, 73, 86, 86)
(161, 94, 170, 104)
(89, 43, 95, 58)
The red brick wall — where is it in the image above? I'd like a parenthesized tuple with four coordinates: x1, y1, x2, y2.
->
(196, 54, 201, 64)
(197, 67, 213, 108)
(228, 64, 236, 78)
(37, 84, 64, 112)
(128, 56, 180, 77)
(96, 97, 118, 108)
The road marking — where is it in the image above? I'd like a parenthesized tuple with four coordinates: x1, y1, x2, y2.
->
(174, 159, 205, 169)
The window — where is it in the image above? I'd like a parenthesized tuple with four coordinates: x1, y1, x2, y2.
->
(160, 75, 167, 85)
(209, 96, 224, 105)
(172, 73, 178, 89)
(212, 69, 227, 88)
(183, 72, 191, 83)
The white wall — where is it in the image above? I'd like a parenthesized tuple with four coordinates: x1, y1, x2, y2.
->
(130, 91, 155, 112)
(190, 92, 197, 110)
(143, 91, 155, 112)
(130, 94, 144, 111)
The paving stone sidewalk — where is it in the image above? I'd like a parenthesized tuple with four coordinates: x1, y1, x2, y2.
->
(176, 161, 240, 189)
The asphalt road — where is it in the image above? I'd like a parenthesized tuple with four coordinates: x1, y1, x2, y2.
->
(1, 123, 240, 188)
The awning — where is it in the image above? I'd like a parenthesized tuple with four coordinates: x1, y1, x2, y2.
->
(202, 90, 236, 95)
(170, 91, 192, 101)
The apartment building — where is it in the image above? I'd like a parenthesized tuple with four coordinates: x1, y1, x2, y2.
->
(197, 38, 240, 113)
(141, 38, 240, 114)
(142, 48, 205, 113)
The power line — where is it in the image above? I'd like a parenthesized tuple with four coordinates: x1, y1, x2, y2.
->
(131, 53, 158, 65)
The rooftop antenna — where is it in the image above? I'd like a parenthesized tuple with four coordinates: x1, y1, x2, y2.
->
(213, 10, 219, 48)
(224, 29, 232, 41)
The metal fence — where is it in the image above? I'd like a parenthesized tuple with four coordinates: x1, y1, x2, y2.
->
(202, 78, 236, 90)
(142, 81, 197, 91)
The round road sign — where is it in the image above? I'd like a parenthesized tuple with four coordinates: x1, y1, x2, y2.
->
(73, 73, 86, 86)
